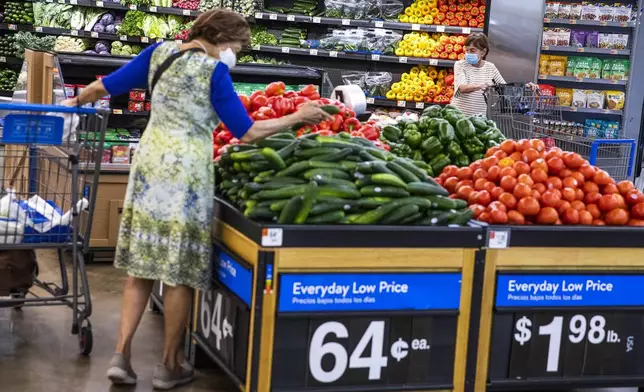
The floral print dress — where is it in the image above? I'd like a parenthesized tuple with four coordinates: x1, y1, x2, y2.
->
(114, 42, 220, 290)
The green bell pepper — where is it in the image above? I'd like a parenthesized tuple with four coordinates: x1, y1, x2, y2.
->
(429, 154, 451, 175)
(447, 141, 464, 157)
(455, 118, 476, 140)
(437, 122, 455, 144)
(470, 116, 489, 133)
(382, 125, 402, 142)
(482, 127, 504, 142)
(390, 142, 413, 158)
(404, 129, 422, 149)
(421, 104, 442, 118)
(470, 153, 485, 161)
(455, 154, 470, 167)
(463, 137, 486, 155)
(412, 150, 424, 161)
(421, 136, 443, 158)
(418, 116, 433, 133)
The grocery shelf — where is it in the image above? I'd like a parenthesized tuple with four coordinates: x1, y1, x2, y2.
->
(253, 12, 483, 34)
(0, 90, 14, 97)
(0, 56, 24, 66)
(367, 97, 443, 110)
(28, 0, 201, 17)
(487, 225, 644, 248)
(557, 105, 623, 116)
(541, 45, 630, 56)
(377, 54, 456, 66)
(111, 109, 149, 116)
(537, 75, 628, 87)
(543, 18, 636, 28)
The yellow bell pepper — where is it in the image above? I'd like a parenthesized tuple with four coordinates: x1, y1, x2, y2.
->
(405, 93, 414, 101)
(417, 0, 428, 7)
(438, 70, 447, 79)
(419, 87, 428, 95)
(427, 0, 437, 6)
(410, 67, 419, 74)
(404, 49, 414, 56)
(420, 5, 430, 15)
(399, 15, 409, 22)
(405, 7, 413, 16)
(386, 90, 396, 99)
(437, 79, 444, 87)
(391, 82, 402, 93)
(430, 8, 439, 16)
(396, 92, 405, 100)
(410, 3, 418, 9)
(428, 70, 438, 79)
(401, 73, 410, 81)
(424, 15, 434, 24)
(413, 48, 423, 57)
(395, 47, 405, 56)
(414, 94, 424, 102)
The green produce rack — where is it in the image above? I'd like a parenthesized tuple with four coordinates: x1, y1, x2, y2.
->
(188, 197, 484, 392)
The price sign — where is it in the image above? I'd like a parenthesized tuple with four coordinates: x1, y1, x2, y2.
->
(342, 18, 350, 25)
(271, 272, 461, 390)
(269, 13, 277, 20)
(411, 23, 420, 30)
(0, 57, 5, 63)
(489, 274, 644, 384)
(96, 1, 104, 6)
(398, 56, 407, 63)
(129, 4, 137, 10)
(8, 25, 17, 31)
(371, 54, 380, 61)
(91, 32, 99, 38)
(366, 97, 375, 104)
(70, 0, 77, 4)
(281, 47, 290, 53)
(429, 59, 438, 66)
(287, 15, 295, 21)
(312, 16, 321, 23)
(35, 26, 43, 32)
(141, 37, 149, 43)
(462, 27, 471, 34)
(254, 12, 263, 18)
(415, 102, 425, 109)
(397, 100, 406, 107)
(329, 51, 338, 57)
(309, 49, 318, 56)
(149, 6, 157, 12)
(70, 30, 79, 36)
(112, 109, 123, 114)
(374, 21, 383, 27)
(120, 35, 128, 41)
(182, 9, 191, 15)
(194, 248, 253, 382)
(436, 25, 445, 32)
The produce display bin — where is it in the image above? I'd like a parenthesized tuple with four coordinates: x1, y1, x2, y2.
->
(474, 225, 644, 392)
(189, 197, 485, 392)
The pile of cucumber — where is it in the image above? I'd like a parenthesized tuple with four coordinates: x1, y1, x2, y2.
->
(216, 133, 473, 226)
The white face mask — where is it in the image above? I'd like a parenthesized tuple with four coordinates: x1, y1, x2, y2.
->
(219, 48, 237, 69)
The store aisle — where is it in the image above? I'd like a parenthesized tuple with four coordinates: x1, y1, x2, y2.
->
(0, 251, 236, 392)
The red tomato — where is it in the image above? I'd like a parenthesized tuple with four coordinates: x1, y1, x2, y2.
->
(490, 186, 504, 200)
(563, 152, 584, 169)
(615, 194, 626, 209)
(500, 176, 518, 192)
(541, 190, 561, 207)
(584, 191, 602, 205)
(530, 158, 548, 172)
(559, 168, 573, 178)
(583, 182, 599, 194)
(482, 156, 500, 170)
(602, 183, 619, 194)
(534, 183, 547, 194)
(556, 200, 572, 215)
(478, 212, 491, 222)
(570, 172, 586, 185)
(617, 180, 635, 195)
(522, 149, 540, 163)
(456, 167, 473, 180)
(532, 189, 542, 200)
(518, 174, 534, 187)
(605, 208, 629, 225)
(498, 193, 517, 210)
(516, 139, 532, 152)
(625, 189, 644, 206)
(578, 163, 596, 180)
(469, 204, 486, 218)
(517, 196, 540, 216)
(473, 168, 488, 181)
(457, 185, 475, 200)
(470, 161, 482, 172)
(628, 219, 644, 226)
(455, 180, 474, 191)
(561, 207, 579, 225)
(474, 190, 492, 206)
(593, 219, 606, 226)
(500, 167, 518, 178)
(474, 178, 488, 191)
(562, 177, 578, 188)
(537, 207, 559, 224)
(513, 183, 532, 199)
(483, 181, 496, 193)
(513, 161, 531, 175)
(575, 188, 584, 201)
(488, 201, 507, 213)
(546, 176, 563, 190)
(468, 191, 479, 205)
(489, 209, 508, 224)
(500, 140, 516, 154)
(586, 204, 601, 219)
(631, 202, 644, 220)
(493, 150, 508, 160)
(486, 147, 500, 158)
(531, 168, 548, 184)
(593, 169, 613, 185)
(444, 177, 460, 193)
(562, 187, 576, 202)
(510, 152, 523, 162)
(545, 147, 563, 160)
(443, 165, 459, 177)
(570, 200, 586, 211)
(579, 210, 593, 225)
(547, 157, 565, 174)
(530, 139, 546, 153)
(507, 210, 526, 225)
(599, 194, 620, 211)
(487, 166, 501, 182)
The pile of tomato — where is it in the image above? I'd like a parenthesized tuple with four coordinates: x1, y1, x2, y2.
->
(436, 138, 644, 226)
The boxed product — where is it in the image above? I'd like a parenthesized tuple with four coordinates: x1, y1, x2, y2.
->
(612, 34, 629, 49)
(111, 145, 131, 164)
(610, 59, 630, 80)
(545, 2, 560, 18)
(571, 29, 587, 47)
(585, 30, 599, 48)
(601, 59, 613, 79)
(605, 90, 625, 110)
(588, 57, 602, 79)
(556, 88, 573, 106)
(570, 3, 583, 19)
(603, 120, 620, 139)
(581, 2, 599, 20)
(573, 57, 592, 78)
(586, 90, 605, 109)
(539, 84, 556, 96)
(539, 54, 551, 75)
(614, 3, 632, 23)
(598, 33, 613, 49)
(64, 84, 75, 98)
(584, 119, 604, 138)
(598, 4, 614, 22)
(548, 55, 567, 76)
(558, 3, 572, 19)
(572, 89, 587, 108)
(101, 148, 112, 164)
(566, 56, 578, 77)
(542, 28, 557, 46)
(556, 28, 571, 46)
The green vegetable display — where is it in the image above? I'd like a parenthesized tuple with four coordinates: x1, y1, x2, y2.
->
(4, 2, 34, 25)
(215, 134, 472, 226)
(118, 10, 147, 36)
(0, 69, 18, 91)
(0, 35, 18, 58)
(250, 25, 278, 46)
(380, 105, 506, 172)
(13, 32, 56, 58)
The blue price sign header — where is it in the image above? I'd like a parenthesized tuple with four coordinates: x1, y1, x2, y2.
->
(496, 274, 644, 307)
(278, 272, 461, 312)
(215, 249, 252, 306)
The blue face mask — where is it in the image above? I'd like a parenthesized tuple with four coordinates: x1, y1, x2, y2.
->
(465, 53, 480, 65)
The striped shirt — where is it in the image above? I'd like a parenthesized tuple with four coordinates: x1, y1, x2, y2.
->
(451, 60, 506, 117)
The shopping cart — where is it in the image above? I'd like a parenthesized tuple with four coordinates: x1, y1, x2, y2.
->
(0, 103, 108, 355)
(484, 84, 636, 181)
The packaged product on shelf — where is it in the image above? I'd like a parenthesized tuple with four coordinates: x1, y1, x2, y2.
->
(556, 28, 571, 46)
(539, 54, 551, 74)
(365, 72, 392, 97)
(556, 87, 573, 106)
(538, 84, 556, 96)
(612, 34, 629, 50)
(341, 72, 367, 90)
(570, 29, 587, 47)
(572, 88, 587, 108)
(565, 56, 577, 77)
(64, 84, 75, 99)
(588, 57, 602, 79)
(598, 33, 613, 49)
(573, 57, 591, 78)
(605, 90, 625, 110)
(129, 89, 146, 102)
(585, 30, 599, 47)
(558, 3, 572, 19)
(128, 100, 145, 112)
(586, 90, 605, 109)
(603, 120, 620, 139)
(548, 55, 567, 76)
(610, 59, 630, 80)
(545, 2, 560, 19)
(145, 101, 151, 112)
(614, 3, 632, 23)
(584, 118, 603, 138)
(95, 98, 110, 109)
(570, 3, 583, 19)
(101, 148, 112, 164)
(542, 28, 557, 46)
(598, 4, 614, 22)
(130, 143, 138, 162)
(581, 3, 599, 20)
(601, 59, 613, 79)
(111, 145, 131, 164)
(380, 0, 404, 19)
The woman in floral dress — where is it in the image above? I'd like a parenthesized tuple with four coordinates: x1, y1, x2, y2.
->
(64, 9, 331, 390)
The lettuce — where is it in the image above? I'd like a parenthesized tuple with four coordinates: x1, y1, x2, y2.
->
(70, 9, 85, 30)
(84, 9, 106, 31)
(142, 15, 170, 38)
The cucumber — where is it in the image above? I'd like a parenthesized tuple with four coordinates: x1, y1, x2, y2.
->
(356, 161, 379, 174)
(271, 132, 296, 139)
(294, 182, 318, 224)
(310, 147, 353, 162)
(427, 195, 459, 210)
(316, 136, 360, 150)
(454, 199, 468, 209)
(448, 209, 473, 225)
(371, 173, 408, 190)
(230, 149, 261, 161)
(307, 210, 345, 224)
(243, 182, 262, 193)
(258, 199, 283, 207)
(357, 197, 393, 209)
(423, 210, 456, 226)
(258, 138, 292, 150)
(386, 161, 421, 183)
(349, 137, 375, 147)
(400, 212, 423, 225)
(360, 185, 410, 198)
(252, 185, 307, 200)
(278, 141, 298, 160)
(359, 150, 381, 162)
(245, 206, 277, 221)
(261, 147, 286, 170)
(295, 147, 341, 159)
(278, 196, 304, 224)
(399, 196, 434, 210)
(407, 182, 449, 196)
(303, 168, 351, 181)
(276, 161, 311, 177)
(309, 175, 357, 189)
(355, 175, 373, 188)
(364, 147, 391, 161)
(257, 176, 305, 185)
(269, 199, 290, 212)
(309, 161, 348, 170)
(310, 202, 346, 216)
(228, 144, 257, 153)
(321, 105, 341, 115)
(394, 158, 428, 180)
(340, 160, 358, 171)
(381, 204, 420, 225)
(352, 200, 404, 224)
(316, 197, 360, 206)
(318, 185, 362, 199)
(298, 139, 321, 149)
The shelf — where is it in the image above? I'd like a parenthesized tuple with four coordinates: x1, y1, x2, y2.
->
(541, 45, 630, 55)
(488, 225, 644, 248)
(543, 18, 635, 28)
(367, 97, 447, 110)
(29, 0, 201, 17)
(253, 12, 483, 34)
(0, 56, 24, 65)
(538, 75, 627, 87)
(111, 109, 149, 116)
(0, 90, 14, 97)
(557, 105, 623, 116)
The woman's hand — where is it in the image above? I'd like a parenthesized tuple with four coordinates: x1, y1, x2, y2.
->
(525, 82, 539, 90)
(294, 102, 333, 125)
(60, 98, 78, 107)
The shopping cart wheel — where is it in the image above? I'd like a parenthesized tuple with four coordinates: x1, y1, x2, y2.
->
(79, 323, 93, 356)
(11, 292, 25, 310)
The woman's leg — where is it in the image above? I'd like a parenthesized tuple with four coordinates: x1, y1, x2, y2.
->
(161, 285, 192, 370)
(115, 276, 155, 357)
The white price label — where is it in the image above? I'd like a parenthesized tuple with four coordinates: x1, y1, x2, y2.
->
(175, 39, 183, 44)
(156, 38, 164, 43)
(398, 56, 407, 63)
(254, 12, 263, 18)
(436, 25, 445, 32)
(70, 30, 79, 36)
(35, 26, 43, 32)
(429, 59, 438, 66)
(374, 21, 383, 27)
(252, 44, 260, 50)
(70, 0, 77, 4)
(342, 18, 350, 25)
(141, 37, 149, 43)
(261, 228, 283, 247)
(313, 17, 321, 23)
(120, 35, 128, 41)
(397, 100, 406, 107)
(366, 97, 375, 104)
(200, 291, 227, 350)
(149, 6, 157, 12)
(46, 0, 54, 3)
(329, 51, 338, 57)
(0, 57, 6, 63)
(462, 27, 471, 34)
(488, 229, 509, 248)
(287, 15, 295, 21)
(269, 13, 277, 20)
(281, 46, 290, 53)
(309, 49, 318, 56)
(58, 0, 65, 3)
(371, 54, 380, 61)
(182, 9, 191, 15)
(411, 23, 420, 30)
(129, 4, 137, 9)
(8, 25, 17, 31)
(112, 109, 123, 114)
(159, 282, 163, 297)
(96, 1, 104, 6)
(415, 102, 424, 109)
(514, 315, 611, 372)
(91, 32, 99, 38)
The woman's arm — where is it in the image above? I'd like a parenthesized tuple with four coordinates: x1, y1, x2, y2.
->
(490, 63, 506, 85)
(454, 61, 487, 94)
(212, 63, 331, 143)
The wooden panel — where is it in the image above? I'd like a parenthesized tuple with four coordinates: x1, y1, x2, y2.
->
(215, 221, 259, 266)
(452, 249, 475, 392)
(257, 256, 276, 392)
(276, 248, 466, 271)
(108, 200, 124, 247)
(494, 247, 644, 269)
(474, 249, 498, 392)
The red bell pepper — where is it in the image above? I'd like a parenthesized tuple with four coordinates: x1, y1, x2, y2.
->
(251, 94, 268, 112)
(250, 90, 266, 100)
(343, 117, 361, 132)
(293, 96, 309, 106)
(344, 109, 356, 119)
(229, 138, 240, 145)
(296, 125, 318, 137)
(284, 91, 297, 99)
(314, 130, 334, 136)
(318, 98, 331, 105)
(358, 125, 380, 141)
(350, 130, 365, 138)
(252, 106, 276, 120)
(330, 114, 344, 132)
(215, 129, 233, 144)
(270, 97, 294, 117)
(299, 84, 318, 97)
(265, 81, 286, 97)
(317, 120, 331, 130)
(372, 139, 390, 151)
(238, 94, 251, 111)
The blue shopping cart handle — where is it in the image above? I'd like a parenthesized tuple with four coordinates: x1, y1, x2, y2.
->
(0, 102, 106, 115)
(591, 139, 636, 144)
